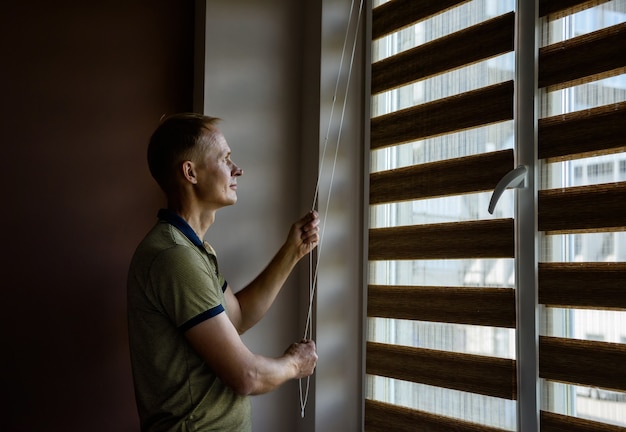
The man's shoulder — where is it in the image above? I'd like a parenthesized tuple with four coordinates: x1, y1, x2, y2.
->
(135, 223, 198, 256)
(129, 223, 198, 277)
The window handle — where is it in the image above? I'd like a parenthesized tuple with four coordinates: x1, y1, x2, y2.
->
(488, 165, 528, 214)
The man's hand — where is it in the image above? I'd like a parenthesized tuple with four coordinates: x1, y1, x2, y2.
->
(285, 339, 318, 379)
(286, 211, 320, 261)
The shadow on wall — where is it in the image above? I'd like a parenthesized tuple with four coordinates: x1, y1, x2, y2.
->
(1, 1, 194, 430)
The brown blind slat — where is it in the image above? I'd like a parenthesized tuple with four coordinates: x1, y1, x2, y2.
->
(539, 262, 626, 310)
(365, 399, 509, 432)
(370, 150, 514, 205)
(372, 12, 514, 95)
(369, 219, 514, 260)
(372, 0, 469, 40)
(538, 182, 626, 233)
(538, 23, 626, 89)
(538, 102, 626, 161)
(368, 285, 516, 328)
(371, 81, 514, 150)
(366, 342, 517, 399)
(540, 410, 626, 432)
(539, 336, 626, 392)
(539, 0, 610, 18)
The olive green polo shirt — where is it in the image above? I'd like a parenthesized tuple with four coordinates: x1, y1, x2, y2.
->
(127, 209, 251, 431)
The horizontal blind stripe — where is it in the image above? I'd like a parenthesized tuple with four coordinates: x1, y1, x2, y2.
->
(372, 0, 469, 40)
(538, 22, 626, 89)
(372, 12, 515, 95)
(540, 410, 626, 432)
(365, 399, 510, 432)
(368, 285, 516, 328)
(538, 0, 611, 18)
(369, 219, 514, 260)
(370, 150, 514, 204)
(539, 336, 626, 392)
(538, 66, 625, 93)
(371, 81, 514, 150)
(367, 341, 517, 399)
(538, 102, 626, 161)
(538, 182, 626, 233)
(539, 262, 626, 310)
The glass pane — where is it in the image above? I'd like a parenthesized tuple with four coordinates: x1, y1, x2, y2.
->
(372, 53, 515, 116)
(542, 381, 626, 427)
(540, 0, 626, 47)
(370, 192, 514, 228)
(539, 2, 626, 427)
(372, 0, 389, 8)
(541, 232, 626, 263)
(367, 376, 517, 431)
(370, 121, 514, 172)
(542, 154, 626, 189)
(368, 317, 515, 358)
(369, 259, 515, 287)
(372, 0, 515, 62)
(540, 74, 626, 117)
(543, 308, 626, 343)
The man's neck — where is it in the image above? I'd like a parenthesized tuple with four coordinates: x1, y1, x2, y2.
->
(167, 200, 216, 240)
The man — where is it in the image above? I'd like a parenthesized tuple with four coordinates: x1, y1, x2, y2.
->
(127, 113, 319, 431)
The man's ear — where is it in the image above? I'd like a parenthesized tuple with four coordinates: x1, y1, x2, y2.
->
(182, 161, 198, 184)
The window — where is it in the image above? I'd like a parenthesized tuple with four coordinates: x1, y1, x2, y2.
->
(365, 0, 626, 431)
(538, 1, 626, 429)
(366, 1, 517, 430)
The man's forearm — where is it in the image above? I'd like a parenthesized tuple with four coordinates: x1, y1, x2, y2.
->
(243, 340, 317, 395)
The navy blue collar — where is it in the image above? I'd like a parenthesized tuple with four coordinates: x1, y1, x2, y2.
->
(157, 209, 204, 248)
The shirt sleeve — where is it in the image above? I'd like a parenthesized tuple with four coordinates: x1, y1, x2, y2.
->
(148, 244, 226, 330)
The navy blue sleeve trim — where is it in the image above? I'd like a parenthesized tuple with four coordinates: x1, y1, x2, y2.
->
(179, 304, 225, 332)
(222, 280, 228, 293)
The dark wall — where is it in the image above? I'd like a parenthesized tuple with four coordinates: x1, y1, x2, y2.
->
(1, 1, 194, 430)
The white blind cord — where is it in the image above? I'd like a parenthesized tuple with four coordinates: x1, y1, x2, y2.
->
(299, 0, 363, 418)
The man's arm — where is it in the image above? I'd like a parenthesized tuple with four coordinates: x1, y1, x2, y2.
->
(184, 311, 317, 395)
(227, 211, 319, 334)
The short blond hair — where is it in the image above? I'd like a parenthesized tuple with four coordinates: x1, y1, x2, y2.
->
(147, 113, 221, 193)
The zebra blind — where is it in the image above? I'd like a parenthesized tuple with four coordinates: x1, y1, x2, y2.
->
(537, 0, 626, 430)
(366, 1, 517, 430)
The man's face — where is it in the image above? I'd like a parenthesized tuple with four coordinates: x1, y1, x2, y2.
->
(194, 130, 242, 210)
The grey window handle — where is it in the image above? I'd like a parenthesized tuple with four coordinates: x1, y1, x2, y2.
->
(488, 165, 528, 214)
